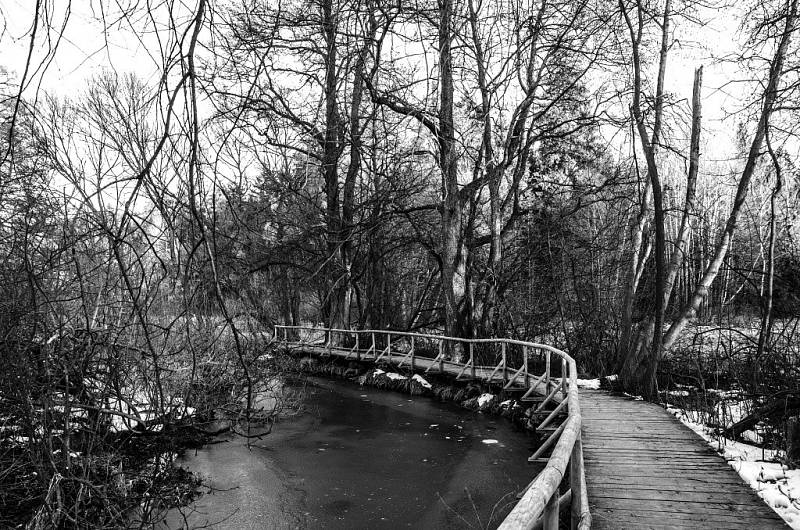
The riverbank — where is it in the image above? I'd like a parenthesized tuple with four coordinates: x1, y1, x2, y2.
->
(283, 352, 552, 435)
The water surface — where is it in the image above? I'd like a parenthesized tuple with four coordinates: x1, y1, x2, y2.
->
(167, 377, 540, 529)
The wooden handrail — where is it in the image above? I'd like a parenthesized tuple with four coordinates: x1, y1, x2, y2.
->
(274, 325, 591, 529)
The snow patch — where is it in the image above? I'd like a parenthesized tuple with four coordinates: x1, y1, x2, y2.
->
(477, 393, 494, 407)
(412, 374, 432, 389)
(666, 390, 690, 397)
(708, 388, 744, 398)
(482, 439, 498, 445)
(385, 372, 407, 381)
(576, 378, 600, 389)
(668, 406, 800, 528)
(742, 429, 763, 445)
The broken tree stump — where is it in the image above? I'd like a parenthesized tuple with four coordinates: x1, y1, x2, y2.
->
(788, 416, 800, 469)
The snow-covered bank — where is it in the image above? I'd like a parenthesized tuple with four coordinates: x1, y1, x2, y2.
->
(667, 406, 800, 528)
(295, 357, 553, 434)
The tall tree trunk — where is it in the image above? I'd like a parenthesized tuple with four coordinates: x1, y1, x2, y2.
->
(320, 0, 346, 330)
(439, 0, 465, 340)
(754, 128, 783, 389)
(467, 0, 500, 337)
(339, 4, 376, 331)
(663, 67, 703, 310)
(616, 178, 651, 368)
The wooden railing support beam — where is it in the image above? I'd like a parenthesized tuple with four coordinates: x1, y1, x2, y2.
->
(543, 486, 559, 530)
(470, 343, 475, 379)
(571, 436, 590, 529)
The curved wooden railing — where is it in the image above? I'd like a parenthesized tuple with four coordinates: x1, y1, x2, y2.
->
(273, 325, 591, 530)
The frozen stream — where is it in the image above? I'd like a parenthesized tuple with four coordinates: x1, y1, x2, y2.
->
(164, 377, 540, 529)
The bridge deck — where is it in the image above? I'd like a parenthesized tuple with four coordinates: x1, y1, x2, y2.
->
(581, 389, 786, 529)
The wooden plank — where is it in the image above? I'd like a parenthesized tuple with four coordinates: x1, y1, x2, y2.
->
(584, 452, 724, 461)
(581, 446, 718, 454)
(586, 452, 721, 460)
(584, 470, 753, 483)
(590, 505, 786, 523)
(590, 506, 780, 520)
(588, 487, 771, 505)
(587, 479, 758, 492)
(591, 511, 782, 530)
(584, 470, 755, 482)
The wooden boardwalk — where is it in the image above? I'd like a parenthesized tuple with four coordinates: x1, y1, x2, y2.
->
(581, 389, 786, 529)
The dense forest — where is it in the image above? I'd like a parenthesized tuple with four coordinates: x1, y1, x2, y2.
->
(1, 0, 800, 526)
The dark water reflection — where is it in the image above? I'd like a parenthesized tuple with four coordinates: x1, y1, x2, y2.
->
(168, 377, 541, 529)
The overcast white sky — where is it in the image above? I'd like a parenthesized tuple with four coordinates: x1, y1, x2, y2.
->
(0, 1, 177, 96)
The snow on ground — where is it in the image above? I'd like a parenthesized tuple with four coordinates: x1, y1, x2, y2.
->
(668, 405, 800, 528)
(577, 375, 617, 390)
(369, 368, 407, 381)
(707, 388, 746, 399)
(411, 374, 432, 389)
(477, 393, 494, 407)
(666, 389, 690, 397)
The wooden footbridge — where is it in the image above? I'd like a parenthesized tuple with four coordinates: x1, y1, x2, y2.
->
(273, 325, 787, 529)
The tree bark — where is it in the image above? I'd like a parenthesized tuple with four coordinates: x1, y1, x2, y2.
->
(439, 0, 465, 340)
(320, 0, 348, 331)
(788, 416, 800, 469)
(663, 67, 702, 309)
(755, 129, 783, 388)
(723, 392, 800, 439)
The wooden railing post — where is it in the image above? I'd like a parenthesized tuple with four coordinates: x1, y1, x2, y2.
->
(327, 329, 333, 355)
(387, 332, 392, 362)
(439, 340, 445, 373)
(501, 342, 507, 385)
(524, 346, 529, 387)
(411, 336, 416, 370)
(545, 350, 551, 391)
(543, 486, 559, 530)
(470, 343, 475, 380)
(570, 437, 585, 530)
(561, 358, 568, 399)
(371, 332, 376, 359)
(356, 333, 361, 361)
